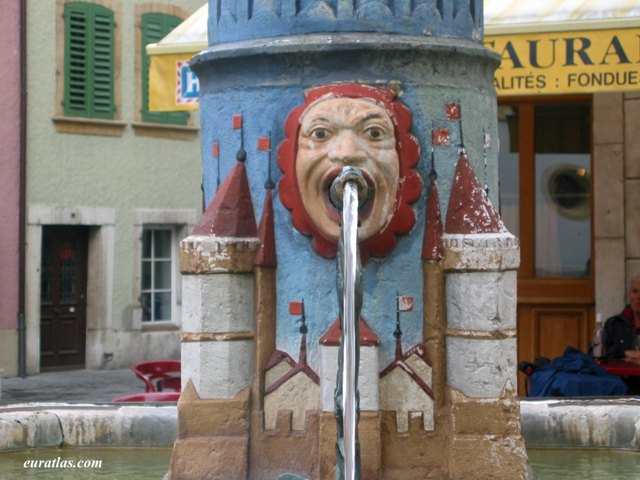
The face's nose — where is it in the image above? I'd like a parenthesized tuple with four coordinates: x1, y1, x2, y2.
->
(328, 130, 367, 166)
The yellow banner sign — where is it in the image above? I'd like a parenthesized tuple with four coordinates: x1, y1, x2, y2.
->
(484, 27, 640, 96)
(149, 53, 199, 111)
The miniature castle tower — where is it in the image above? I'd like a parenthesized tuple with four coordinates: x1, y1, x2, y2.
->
(169, 154, 259, 479)
(442, 150, 526, 479)
(169, 0, 529, 478)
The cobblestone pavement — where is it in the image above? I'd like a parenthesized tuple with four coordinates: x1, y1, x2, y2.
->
(1, 368, 145, 405)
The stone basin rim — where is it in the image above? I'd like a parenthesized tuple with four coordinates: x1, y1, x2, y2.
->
(2, 399, 640, 452)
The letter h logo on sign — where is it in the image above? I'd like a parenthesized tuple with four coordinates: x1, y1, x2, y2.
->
(175, 60, 199, 106)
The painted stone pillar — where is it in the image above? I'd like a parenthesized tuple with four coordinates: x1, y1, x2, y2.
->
(169, 157, 259, 480)
(172, 0, 529, 478)
(442, 152, 527, 479)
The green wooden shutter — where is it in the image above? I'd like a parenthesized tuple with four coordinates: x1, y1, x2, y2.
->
(91, 7, 115, 118)
(141, 13, 189, 125)
(63, 2, 114, 119)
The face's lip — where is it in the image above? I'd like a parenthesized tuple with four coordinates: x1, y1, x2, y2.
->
(321, 167, 375, 224)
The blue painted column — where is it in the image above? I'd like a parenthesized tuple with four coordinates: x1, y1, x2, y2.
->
(179, 1, 528, 479)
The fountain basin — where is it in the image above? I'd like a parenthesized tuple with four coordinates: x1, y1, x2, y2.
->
(0, 403, 176, 451)
(1, 398, 639, 451)
(521, 397, 640, 450)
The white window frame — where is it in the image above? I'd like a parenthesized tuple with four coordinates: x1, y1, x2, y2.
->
(140, 226, 176, 323)
(133, 209, 195, 331)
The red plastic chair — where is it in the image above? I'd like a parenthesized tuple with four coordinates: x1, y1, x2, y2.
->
(131, 360, 181, 393)
(111, 392, 180, 402)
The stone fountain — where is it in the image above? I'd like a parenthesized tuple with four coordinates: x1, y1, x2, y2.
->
(168, 1, 528, 478)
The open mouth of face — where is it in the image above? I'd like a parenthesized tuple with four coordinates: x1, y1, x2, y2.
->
(321, 168, 374, 224)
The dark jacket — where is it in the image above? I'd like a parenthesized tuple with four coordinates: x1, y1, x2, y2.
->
(604, 306, 635, 359)
(529, 347, 627, 397)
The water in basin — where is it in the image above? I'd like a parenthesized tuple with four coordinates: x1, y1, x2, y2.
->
(528, 448, 640, 479)
(1, 447, 171, 479)
(4, 446, 640, 478)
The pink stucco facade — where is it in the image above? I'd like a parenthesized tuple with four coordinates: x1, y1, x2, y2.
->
(0, 1, 22, 332)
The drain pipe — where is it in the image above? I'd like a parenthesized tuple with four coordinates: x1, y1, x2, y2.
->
(17, 0, 27, 378)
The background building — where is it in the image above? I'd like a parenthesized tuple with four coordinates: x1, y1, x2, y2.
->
(1, 0, 204, 377)
(485, 0, 640, 394)
(0, 1, 25, 377)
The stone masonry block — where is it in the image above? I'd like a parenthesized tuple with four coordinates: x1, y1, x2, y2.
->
(450, 389, 521, 436)
(595, 239, 625, 320)
(628, 260, 640, 290)
(449, 434, 528, 480)
(179, 235, 259, 274)
(182, 273, 254, 333)
(170, 435, 249, 480)
(593, 92, 623, 145)
(625, 98, 640, 178)
(446, 271, 516, 330)
(447, 337, 516, 398)
(593, 143, 624, 238)
(443, 233, 520, 271)
(182, 340, 253, 399)
(178, 384, 249, 438)
(625, 179, 640, 257)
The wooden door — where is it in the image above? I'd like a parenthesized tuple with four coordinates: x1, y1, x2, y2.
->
(498, 98, 594, 396)
(40, 226, 88, 371)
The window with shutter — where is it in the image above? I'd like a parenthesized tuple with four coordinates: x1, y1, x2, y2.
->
(63, 2, 115, 119)
(141, 13, 188, 125)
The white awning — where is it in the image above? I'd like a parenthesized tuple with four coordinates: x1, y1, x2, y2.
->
(146, 3, 207, 56)
(147, 1, 640, 110)
(485, 0, 640, 34)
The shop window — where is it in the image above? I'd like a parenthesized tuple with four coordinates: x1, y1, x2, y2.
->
(498, 100, 592, 278)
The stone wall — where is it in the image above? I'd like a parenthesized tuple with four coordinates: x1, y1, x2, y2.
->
(594, 91, 640, 318)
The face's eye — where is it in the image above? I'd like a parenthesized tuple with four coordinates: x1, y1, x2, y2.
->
(364, 125, 387, 141)
(309, 127, 331, 141)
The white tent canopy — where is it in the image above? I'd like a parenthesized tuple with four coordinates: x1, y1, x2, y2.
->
(485, 0, 640, 34)
(146, 2, 207, 56)
(147, 0, 640, 52)
(147, 1, 640, 109)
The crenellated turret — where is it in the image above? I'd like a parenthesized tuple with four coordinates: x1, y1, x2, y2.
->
(172, 0, 530, 476)
(170, 153, 259, 480)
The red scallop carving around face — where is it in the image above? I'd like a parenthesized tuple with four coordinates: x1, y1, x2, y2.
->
(278, 84, 422, 260)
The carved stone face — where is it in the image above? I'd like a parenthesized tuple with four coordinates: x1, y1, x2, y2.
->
(278, 84, 422, 259)
(296, 97, 400, 242)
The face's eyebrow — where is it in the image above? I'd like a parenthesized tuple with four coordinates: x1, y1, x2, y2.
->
(303, 115, 331, 123)
(360, 112, 384, 120)
(355, 111, 392, 125)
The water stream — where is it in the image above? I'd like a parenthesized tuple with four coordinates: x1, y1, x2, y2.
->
(341, 179, 359, 480)
(330, 166, 368, 480)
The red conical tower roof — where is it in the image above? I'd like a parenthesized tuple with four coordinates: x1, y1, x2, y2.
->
(192, 160, 257, 237)
(445, 153, 504, 234)
(255, 188, 277, 267)
(318, 316, 380, 347)
(422, 174, 444, 260)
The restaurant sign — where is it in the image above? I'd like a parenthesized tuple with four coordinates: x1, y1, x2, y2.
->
(484, 27, 640, 96)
